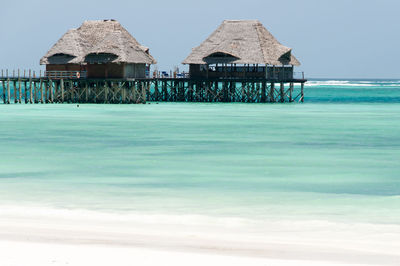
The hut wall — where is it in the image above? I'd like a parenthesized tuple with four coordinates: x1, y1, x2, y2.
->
(189, 64, 294, 80)
(266, 66, 293, 80)
(46, 64, 83, 72)
(86, 63, 124, 79)
(189, 64, 206, 78)
(124, 63, 146, 78)
(45, 63, 147, 79)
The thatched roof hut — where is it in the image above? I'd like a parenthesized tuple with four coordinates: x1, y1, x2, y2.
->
(183, 20, 299, 66)
(41, 20, 156, 79)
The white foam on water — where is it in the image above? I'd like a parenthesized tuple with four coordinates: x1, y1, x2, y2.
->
(306, 80, 400, 87)
(1, 204, 400, 265)
(2, 204, 400, 243)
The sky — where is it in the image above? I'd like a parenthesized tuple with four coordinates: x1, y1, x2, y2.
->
(0, 0, 399, 79)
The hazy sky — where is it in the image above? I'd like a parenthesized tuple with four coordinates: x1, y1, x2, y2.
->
(1, 0, 399, 78)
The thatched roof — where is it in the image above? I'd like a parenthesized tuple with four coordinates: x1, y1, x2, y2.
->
(40, 20, 156, 65)
(182, 20, 300, 66)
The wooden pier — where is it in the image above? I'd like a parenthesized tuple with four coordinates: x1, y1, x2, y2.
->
(0, 76, 306, 104)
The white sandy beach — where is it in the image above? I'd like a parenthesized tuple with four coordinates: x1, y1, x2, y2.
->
(0, 205, 399, 266)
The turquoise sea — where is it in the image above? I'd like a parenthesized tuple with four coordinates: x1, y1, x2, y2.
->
(0, 79, 399, 224)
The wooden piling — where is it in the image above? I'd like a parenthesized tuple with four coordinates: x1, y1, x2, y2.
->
(280, 83, 285, 103)
(7, 79, 10, 104)
(18, 79, 22, 103)
(24, 81, 27, 104)
(269, 83, 275, 102)
(41, 80, 44, 103)
(2, 80, 5, 104)
(300, 83, 304, 103)
(61, 79, 64, 103)
(13, 80, 17, 103)
(29, 77, 33, 104)
(85, 83, 89, 103)
(50, 80, 54, 103)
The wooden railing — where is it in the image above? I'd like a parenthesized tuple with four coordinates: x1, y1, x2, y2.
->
(0, 69, 87, 79)
(1, 69, 42, 79)
(293, 72, 305, 80)
(45, 71, 87, 79)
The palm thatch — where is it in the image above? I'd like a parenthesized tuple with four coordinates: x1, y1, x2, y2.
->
(183, 20, 300, 66)
(40, 20, 156, 65)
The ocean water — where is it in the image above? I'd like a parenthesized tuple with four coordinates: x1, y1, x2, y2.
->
(0, 79, 399, 224)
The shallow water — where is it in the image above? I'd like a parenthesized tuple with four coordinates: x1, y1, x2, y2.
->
(0, 79, 399, 224)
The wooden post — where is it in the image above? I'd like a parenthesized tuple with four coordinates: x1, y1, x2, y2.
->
(40, 80, 44, 103)
(280, 83, 284, 103)
(270, 83, 275, 102)
(230, 81, 235, 102)
(85, 83, 89, 103)
(7, 78, 10, 104)
(61, 79, 64, 103)
(241, 82, 246, 102)
(70, 81, 74, 103)
(2, 80, 5, 104)
(122, 84, 126, 104)
(104, 82, 108, 103)
(146, 81, 150, 102)
(37, 79, 42, 103)
(13, 81, 17, 103)
(142, 81, 146, 103)
(300, 83, 304, 103)
(223, 81, 228, 102)
(154, 80, 159, 101)
(24, 81, 27, 103)
(53, 81, 58, 103)
(45, 80, 49, 103)
(18, 79, 22, 103)
(261, 81, 266, 103)
(29, 76, 33, 104)
(132, 82, 137, 103)
(289, 82, 293, 102)
(188, 82, 193, 102)
(50, 80, 54, 103)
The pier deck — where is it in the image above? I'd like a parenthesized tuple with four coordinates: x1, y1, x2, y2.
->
(0, 77, 306, 104)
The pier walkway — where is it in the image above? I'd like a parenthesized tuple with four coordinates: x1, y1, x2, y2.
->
(0, 77, 306, 104)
